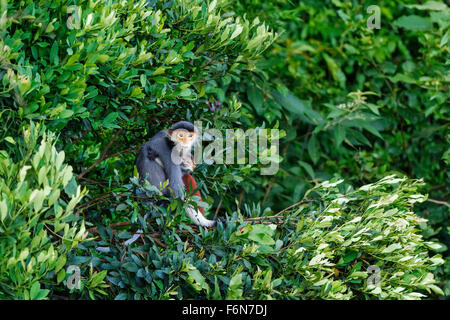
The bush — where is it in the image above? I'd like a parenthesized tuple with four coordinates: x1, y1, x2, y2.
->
(229, 0, 450, 296)
(0, 122, 87, 299)
(62, 175, 443, 300)
(0, 0, 273, 129)
(0, 0, 275, 226)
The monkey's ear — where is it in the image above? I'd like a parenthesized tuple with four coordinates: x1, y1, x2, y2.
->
(168, 129, 173, 136)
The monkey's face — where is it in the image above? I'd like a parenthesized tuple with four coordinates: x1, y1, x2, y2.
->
(169, 129, 197, 148)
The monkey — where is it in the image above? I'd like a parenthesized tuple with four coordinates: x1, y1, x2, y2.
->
(135, 121, 224, 228)
(135, 121, 195, 198)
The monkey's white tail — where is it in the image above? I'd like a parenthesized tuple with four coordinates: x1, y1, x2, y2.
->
(185, 205, 216, 228)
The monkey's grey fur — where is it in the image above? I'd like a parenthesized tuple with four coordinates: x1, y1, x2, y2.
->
(135, 121, 194, 198)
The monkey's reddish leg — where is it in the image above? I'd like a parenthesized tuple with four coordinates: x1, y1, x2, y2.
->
(182, 174, 205, 215)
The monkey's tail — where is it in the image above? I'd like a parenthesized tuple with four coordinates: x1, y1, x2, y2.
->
(185, 205, 218, 228)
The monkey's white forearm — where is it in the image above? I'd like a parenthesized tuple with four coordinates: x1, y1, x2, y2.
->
(185, 206, 216, 228)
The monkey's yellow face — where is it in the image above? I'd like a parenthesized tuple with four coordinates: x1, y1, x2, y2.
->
(170, 129, 196, 148)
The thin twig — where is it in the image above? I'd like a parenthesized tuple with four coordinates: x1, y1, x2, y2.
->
(273, 199, 314, 217)
(78, 177, 108, 186)
(88, 221, 132, 235)
(150, 236, 167, 248)
(245, 215, 283, 222)
(243, 199, 313, 224)
(238, 188, 245, 209)
(107, 147, 139, 160)
(214, 199, 223, 219)
(427, 198, 450, 208)
(75, 192, 149, 215)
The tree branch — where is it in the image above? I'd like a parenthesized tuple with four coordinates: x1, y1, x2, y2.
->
(427, 198, 450, 208)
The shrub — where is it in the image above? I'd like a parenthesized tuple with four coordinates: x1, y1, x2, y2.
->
(229, 0, 449, 296)
(0, 0, 275, 227)
(64, 175, 443, 300)
(0, 0, 274, 129)
(0, 122, 87, 299)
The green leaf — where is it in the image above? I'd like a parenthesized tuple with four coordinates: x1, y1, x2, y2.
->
(428, 284, 444, 295)
(272, 90, 323, 124)
(226, 273, 244, 299)
(91, 270, 108, 287)
(30, 282, 41, 300)
(247, 85, 263, 114)
(179, 88, 192, 97)
(187, 268, 210, 294)
(394, 15, 433, 31)
(50, 41, 59, 65)
(64, 177, 78, 197)
(382, 243, 402, 253)
(4, 136, 15, 145)
(212, 276, 222, 300)
(333, 125, 346, 147)
(406, 1, 448, 11)
(57, 269, 66, 284)
(323, 53, 339, 82)
(115, 293, 127, 300)
(101, 112, 119, 129)
(247, 224, 276, 245)
(307, 135, 320, 164)
(123, 262, 139, 273)
(298, 160, 315, 179)
(0, 199, 8, 222)
(55, 255, 66, 273)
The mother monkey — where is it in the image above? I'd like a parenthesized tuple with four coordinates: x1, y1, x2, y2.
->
(135, 121, 223, 228)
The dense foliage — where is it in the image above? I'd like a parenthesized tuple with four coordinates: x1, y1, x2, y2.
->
(57, 175, 443, 300)
(229, 0, 449, 296)
(0, 0, 448, 300)
(0, 123, 87, 299)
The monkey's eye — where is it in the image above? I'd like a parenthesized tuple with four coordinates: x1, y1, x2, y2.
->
(178, 132, 184, 138)
(188, 133, 193, 138)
